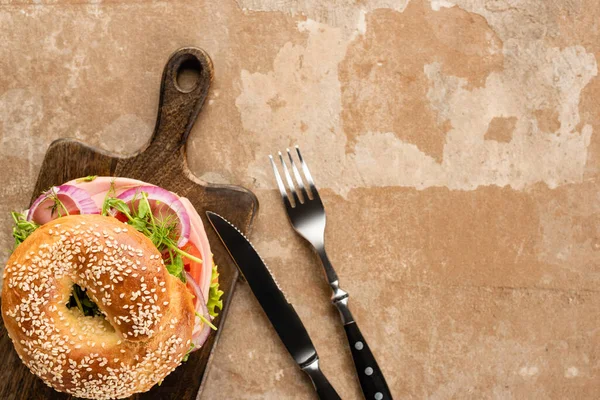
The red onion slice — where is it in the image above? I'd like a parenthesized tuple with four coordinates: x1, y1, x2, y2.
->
(117, 186, 190, 247)
(186, 272, 212, 351)
(27, 185, 99, 224)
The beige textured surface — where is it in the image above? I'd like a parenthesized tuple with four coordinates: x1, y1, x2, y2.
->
(1, 0, 599, 398)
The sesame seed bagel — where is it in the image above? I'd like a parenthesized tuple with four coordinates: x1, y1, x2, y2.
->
(1, 214, 195, 399)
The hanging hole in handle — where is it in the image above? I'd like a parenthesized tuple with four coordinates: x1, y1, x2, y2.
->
(175, 56, 202, 93)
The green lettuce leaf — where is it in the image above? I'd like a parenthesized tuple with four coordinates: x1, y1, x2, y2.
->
(11, 211, 39, 247)
(207, 263, 224, 317)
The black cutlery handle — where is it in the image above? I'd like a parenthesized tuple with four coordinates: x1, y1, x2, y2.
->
(344, 321, 393, 400)
(302, 359, 342, 400)
(313, 371, 342, 400)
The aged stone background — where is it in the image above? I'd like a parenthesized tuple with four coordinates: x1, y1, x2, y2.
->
(1, 0, 600, 398)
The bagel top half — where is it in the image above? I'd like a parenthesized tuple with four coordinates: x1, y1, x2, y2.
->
(1, 214, 195, 399)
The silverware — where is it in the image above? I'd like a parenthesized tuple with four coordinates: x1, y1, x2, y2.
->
(206, 211, 341, 400)
(269, 146, 393, 400)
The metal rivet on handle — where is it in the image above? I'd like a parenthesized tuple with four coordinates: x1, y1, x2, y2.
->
(355, 341, 364, 350)
(365, 367, 373, 376)
(374, 393, 383, 400)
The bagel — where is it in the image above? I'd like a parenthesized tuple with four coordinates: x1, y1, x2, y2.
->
(2, 214, 195, 399)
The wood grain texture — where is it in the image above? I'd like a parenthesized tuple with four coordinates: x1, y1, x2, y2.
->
(0, 47, 258, 400)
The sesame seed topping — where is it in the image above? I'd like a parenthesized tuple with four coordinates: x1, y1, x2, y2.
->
(3, 215, 192, 399)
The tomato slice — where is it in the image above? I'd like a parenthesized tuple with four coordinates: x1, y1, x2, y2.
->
(114, 212, 129, 223)
(181, 242, 203, 284)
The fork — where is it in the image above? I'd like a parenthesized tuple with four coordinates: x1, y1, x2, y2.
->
(269, 146, 393, 400)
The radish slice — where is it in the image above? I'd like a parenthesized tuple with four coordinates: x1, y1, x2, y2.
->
(27, 185, 99, 224)
(187, 272, 212, 350)
(117, 186, 190, 247)
(179, 197, 213, 302)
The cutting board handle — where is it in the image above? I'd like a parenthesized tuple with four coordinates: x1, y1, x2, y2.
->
(115, 47, 215, 182)
(147, 47, 214, 155)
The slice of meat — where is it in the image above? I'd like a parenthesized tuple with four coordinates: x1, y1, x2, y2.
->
(179, 197, 212, 302)
(67, 177, 151, 208)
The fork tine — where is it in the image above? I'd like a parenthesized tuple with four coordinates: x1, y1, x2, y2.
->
(287, 148, 309, 202)
(295, 146, 320, 200)
(269, 154, 292, 208)
(278, 151, 301, 206)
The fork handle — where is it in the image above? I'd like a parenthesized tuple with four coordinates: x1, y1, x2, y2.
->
(343, 321, 393, 400)
(319, 249, 393, 399)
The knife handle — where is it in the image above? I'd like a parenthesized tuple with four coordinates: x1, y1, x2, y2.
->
(302, 358, 342, 400)
(344, 321, 393, 400)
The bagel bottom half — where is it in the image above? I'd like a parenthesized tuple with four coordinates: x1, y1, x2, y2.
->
(1, 214, 195, 399)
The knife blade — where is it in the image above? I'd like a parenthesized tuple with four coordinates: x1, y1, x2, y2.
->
(206, 211, 341, 400)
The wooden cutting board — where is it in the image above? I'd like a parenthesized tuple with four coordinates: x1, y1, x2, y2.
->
(0, 47, 258, 400)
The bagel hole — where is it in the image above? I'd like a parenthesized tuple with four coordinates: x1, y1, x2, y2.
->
(66, 284, 103, 318)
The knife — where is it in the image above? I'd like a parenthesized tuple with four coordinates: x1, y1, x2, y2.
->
(206, 211, 342, 400)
